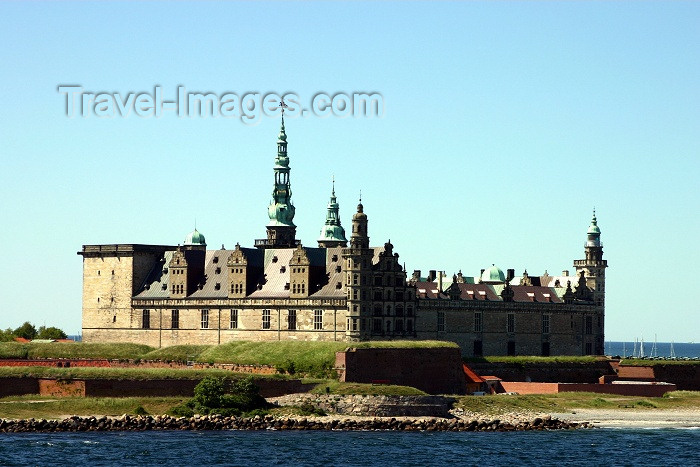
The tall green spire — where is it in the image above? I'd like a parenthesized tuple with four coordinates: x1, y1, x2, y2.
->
(267, 115, 295, 227)
(318, 177, 348, 248)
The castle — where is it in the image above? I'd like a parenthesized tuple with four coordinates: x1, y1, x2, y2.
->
(79, 117, 607, 356)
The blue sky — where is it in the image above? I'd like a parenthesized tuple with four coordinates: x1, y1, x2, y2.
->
(0, 1, 698, 342)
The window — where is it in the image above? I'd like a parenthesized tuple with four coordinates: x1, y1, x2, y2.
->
(585, 316, 593, 335)
(406, 319, 413, 333)
(507, 313, 515, 333)
(373, 318, 382, 333)
(437, 312, 445, 332)
(507, 341, 516, 356)
(200, 309, 209, 329)
(262, 309, 271, 329)
(374, 291, 382, 301)
(171, 309, 179, 329)
(585, 342, 593, 355)
(230, 309, 238, 329)
(142, 310, 150, 329)
(395, 319, 404, 333)
(473, 340, 483, 357)
(542, 314, 550, 334)
(474, 312, 482, 332)
(314, 309, 323, 330)
(288, 309, 297, 330)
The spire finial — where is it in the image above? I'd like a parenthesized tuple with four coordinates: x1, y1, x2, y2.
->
(332, 175, 335, 196)
(359, 189, 362, 203)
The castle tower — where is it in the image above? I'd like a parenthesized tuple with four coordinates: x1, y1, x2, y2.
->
(573, 210, 607, 354)
(317, 179, 348, 248)
(574, 210, 607, 305)
(256, 115, 298, 249)
(342, 198, 373, 340)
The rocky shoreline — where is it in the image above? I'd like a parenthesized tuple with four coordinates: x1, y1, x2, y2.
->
(0, 413, 590, 433)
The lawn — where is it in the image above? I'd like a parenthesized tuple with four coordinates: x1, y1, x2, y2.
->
(310, 381, 427, 396)
(454, 391, 700, 415)
(0, 366, 265, 380)
(0, 395, 187, 420)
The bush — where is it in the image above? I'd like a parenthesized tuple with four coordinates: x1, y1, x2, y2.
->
(298, 402, 326, 416)
(133, 405, 149, 415)
(188, 376, 271, 416)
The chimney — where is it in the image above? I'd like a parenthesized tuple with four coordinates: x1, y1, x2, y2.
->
(562, 270, 569, 277)
(437, 271, 444, 292)
(427, 270, 436, 282)
(507, 269, 515, 282)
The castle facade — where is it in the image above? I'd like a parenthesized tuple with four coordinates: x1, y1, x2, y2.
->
(79, 119, 607, 356)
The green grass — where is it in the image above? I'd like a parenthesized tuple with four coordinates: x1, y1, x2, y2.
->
(464, 356, 600, 365)
(1, 340, 455, 378)
(142, 345, 212, 362)
(620, 359, 700, 366)
(0, 396, 187, 420)
(0, 366, 266, 380)
(0, 342, 156, 360)
(454, 391, 700, 416)
(0, 342, 29, 358)
(310, 381, 427, 396)
(198, 340, 455, 377)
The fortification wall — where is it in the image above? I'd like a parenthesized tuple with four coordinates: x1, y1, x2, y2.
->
(336, 347, 466, 395)
(0, 377, 313, 399)
(467, 361, 615, 383)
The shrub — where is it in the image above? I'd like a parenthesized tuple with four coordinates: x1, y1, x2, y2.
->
(133, 405, 149, 415)
(298, 402, 326, 416)
(189, 376, 270, 416)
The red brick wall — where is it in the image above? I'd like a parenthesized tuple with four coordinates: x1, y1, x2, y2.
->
(501, 382, 559, 394)
(0, 377, 38, 397)
(39, 379, 86, 397)
(336, 347, 467, 395)
(500, 381, 676, 397)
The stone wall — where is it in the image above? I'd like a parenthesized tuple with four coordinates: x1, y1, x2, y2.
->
(270, 393, 454, 417)
(336, 347, 466, 395)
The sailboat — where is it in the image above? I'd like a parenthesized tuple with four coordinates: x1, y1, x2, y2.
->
(670, 341, 676, 359)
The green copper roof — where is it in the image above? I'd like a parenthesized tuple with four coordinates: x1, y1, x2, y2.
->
(586, 210, 601, 247)
(184, 228, 206, 246)
(318, 181, 347, 244)
(481, 265, 505, 283)
(268, 117, 295, 227)
(587, 212, 601, 235)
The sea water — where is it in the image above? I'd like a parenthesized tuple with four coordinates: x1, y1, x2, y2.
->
(605, 341, 700, 359)
(0, 429, 698, 466)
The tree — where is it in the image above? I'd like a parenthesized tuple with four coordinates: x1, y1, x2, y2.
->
(0, 328, 15, 342)
(13, 322, 37, 340)
(37, 326, 68, 340)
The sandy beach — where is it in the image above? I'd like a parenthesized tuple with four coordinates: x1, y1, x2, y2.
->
(551, 408, 700, 428)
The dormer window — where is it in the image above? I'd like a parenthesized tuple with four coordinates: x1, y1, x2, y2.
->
(272, 256, 278, 263)
(213, 256, 219, 263)
(280, 266, 286, 273)
(332, 254, 338, 262)
(215, 267, 221, 274)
